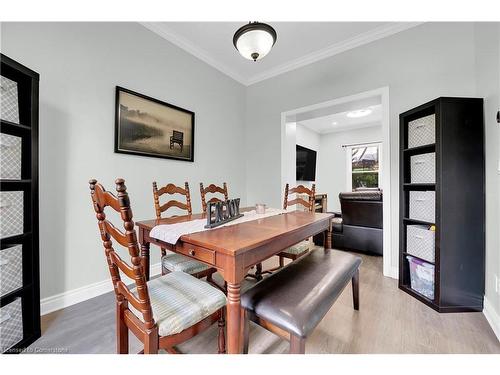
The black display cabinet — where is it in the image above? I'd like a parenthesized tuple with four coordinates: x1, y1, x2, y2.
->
(399, 97, 485, 312)
(1, 54, 40, 352)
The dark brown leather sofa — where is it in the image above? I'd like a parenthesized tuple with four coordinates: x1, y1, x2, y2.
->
(332, 188, 383, 255)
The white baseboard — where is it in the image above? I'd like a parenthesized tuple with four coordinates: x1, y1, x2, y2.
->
(383, 265, 399, 279)
(40, 262, 162, 316)
(483, 297, 500, 342)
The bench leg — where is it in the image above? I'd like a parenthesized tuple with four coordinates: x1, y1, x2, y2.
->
(242, 310, 250, 354)
(352, 269, 359, 311)
(289, 334, 306, 354)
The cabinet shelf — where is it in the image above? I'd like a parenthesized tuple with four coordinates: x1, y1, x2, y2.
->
(0, 119, 31, 131)
(402, 252, 435, 265)
(403, 183, 435, 190)
(403, 217, 434, 226)
(0, 284, 33, 307)
(403, 143, 435, 155)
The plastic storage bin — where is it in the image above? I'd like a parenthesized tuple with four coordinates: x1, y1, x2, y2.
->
(408, 114, 435, 148)
(407, 255, 434, 299)
(406, 225, 435, 263)
(410, 152, 435, 183)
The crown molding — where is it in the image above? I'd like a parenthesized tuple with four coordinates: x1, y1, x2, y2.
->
(141, 22, 423, 87)
(140, 22, 249, 85)
(246, 22, 423, 85)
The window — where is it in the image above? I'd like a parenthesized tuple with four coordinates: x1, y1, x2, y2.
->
(346, 144, 380, 190)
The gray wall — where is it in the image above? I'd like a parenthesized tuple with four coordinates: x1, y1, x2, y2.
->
(474, 23, 500, 316)
(0, 22, 247, 299)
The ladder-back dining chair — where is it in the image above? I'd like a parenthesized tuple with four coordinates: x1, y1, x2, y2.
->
(199, 182, 229, 213)
(153, 181, 218, 281)
(89, 178, 226, 354)
(253, 183, 316, 279)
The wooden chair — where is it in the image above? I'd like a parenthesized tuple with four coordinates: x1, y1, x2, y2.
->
(252, 184, 316, 280)
(170, 130, 184, 152)
(199, 182, 229, 213)
(89, 178, 226, 354)
(153, 181, 218, 281)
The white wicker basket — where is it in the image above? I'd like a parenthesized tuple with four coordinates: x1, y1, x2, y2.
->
(408, 114, 435, 148)
(406, 225, 435, 263)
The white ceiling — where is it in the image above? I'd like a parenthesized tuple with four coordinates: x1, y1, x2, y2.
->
(141, 22, 421, 86)
(298, 104, 382, 134)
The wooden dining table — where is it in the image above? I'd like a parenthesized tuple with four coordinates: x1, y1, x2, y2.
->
(136, 208, 334, 354)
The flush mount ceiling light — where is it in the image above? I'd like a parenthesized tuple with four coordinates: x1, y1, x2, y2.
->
(233, 22, 277, 62)
(346, 108, 373, 118)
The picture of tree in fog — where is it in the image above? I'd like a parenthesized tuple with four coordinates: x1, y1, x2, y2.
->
(115, 89, 194, 161)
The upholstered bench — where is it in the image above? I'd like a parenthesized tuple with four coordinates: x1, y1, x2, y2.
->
(241, 249, 362, 354)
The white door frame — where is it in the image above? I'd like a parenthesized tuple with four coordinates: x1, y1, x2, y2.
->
(280, 87, 396, 278)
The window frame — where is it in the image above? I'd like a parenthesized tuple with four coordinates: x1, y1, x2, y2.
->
(345, 142, 382, 191)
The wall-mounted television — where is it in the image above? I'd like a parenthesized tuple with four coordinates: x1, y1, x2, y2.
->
(296, 144, 317, 181)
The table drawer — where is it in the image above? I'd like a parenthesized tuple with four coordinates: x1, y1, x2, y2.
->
(177, 244, 215, 265)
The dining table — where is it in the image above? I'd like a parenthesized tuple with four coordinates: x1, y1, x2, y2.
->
(136, 208, 334, 354)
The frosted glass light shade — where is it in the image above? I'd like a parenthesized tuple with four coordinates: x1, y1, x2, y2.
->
(233, 22, 277, 61)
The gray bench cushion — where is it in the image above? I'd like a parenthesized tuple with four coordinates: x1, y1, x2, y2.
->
(241, 249, 361, 338)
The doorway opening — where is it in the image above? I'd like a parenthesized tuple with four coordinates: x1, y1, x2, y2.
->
(280, 87, 396, 278)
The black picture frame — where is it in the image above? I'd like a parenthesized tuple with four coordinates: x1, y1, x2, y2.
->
(114, 86, 195, 162)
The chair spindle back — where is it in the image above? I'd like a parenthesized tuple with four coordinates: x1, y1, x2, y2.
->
(199, 182, 229, 213)
(152, 181, 192, 219)
(283, 183, 316, 212)
(89, 178, 154, 329)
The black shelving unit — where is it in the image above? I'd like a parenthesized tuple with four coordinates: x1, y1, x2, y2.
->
(399, 97, 485, 313)
(1, 54, 40, 352)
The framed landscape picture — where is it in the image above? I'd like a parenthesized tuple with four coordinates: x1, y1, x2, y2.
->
(114, 86, 194, 161)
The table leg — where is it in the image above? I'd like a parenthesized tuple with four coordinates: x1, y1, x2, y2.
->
(139, 228, 151, 280)
(141, 243, 150, 280)
(324, 223, 332, 250)
(226, 282, 242, 354)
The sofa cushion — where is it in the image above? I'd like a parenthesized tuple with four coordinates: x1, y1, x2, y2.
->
(332, 217, 343, 233)
(339, 190, 382, 201)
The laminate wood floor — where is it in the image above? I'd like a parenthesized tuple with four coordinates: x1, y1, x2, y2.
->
(26, 251, 500, 354)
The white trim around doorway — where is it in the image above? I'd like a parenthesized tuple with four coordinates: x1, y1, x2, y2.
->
(280, 87, 396, 279)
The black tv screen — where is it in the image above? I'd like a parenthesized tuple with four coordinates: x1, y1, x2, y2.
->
(296, 145, 317, 181)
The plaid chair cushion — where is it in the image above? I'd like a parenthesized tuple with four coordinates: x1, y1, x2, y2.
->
(281, 240, 309, 256)
(161, 253, 210, 274)
(130, 271, 226, 336)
